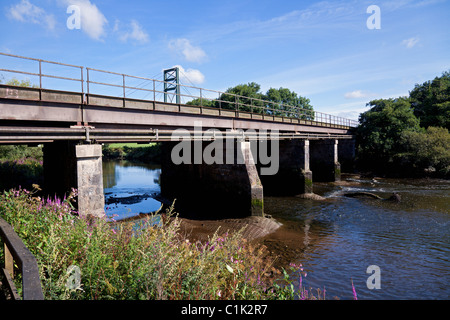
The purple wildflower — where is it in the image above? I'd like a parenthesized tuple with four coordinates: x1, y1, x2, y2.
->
(351, 279, 358, 300)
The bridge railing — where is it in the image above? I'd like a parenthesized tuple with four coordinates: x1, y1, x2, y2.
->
(0, 52, 358, 128)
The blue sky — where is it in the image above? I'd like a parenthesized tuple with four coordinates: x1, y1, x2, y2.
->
(1, 0, 449, 120)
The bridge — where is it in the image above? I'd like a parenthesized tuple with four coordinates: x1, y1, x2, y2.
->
(0, 52, 357, 218)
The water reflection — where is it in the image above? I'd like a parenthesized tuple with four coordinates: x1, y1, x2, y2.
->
(102, 160, 162, 221)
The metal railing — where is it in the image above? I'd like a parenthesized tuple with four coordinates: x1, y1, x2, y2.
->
(0, 52, 359, 127)
(0, 217, 44, 300)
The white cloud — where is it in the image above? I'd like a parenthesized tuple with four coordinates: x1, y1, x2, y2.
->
(168, 38, 207, 63)
(174, 65, 205, 85)
(8, 0, 56, 30)
(401, 37, 420, 49)
(344, 90, 371, 99)
(63, 0, 108, 40)
(116, 20, 149, 44)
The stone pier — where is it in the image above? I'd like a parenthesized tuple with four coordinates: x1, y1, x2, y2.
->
(257, 139, 313, 195)
(43, 142, 105, 218)
(338, 139, 356, 173)
(310, 139, 341, 182)
(160, 139, 263, 218)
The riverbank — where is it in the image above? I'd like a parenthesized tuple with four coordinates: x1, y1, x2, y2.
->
(102, 143, 161, 163)
(0, 187, 318, 300)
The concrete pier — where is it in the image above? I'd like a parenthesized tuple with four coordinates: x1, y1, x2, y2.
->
(40, 137, 352, 221)
(160, 139, 263, 218)
(338, 139, 356, 173)
(310, 139, 341, 182)
(43, 142, 105, 218)
(257, 139, 313, 195)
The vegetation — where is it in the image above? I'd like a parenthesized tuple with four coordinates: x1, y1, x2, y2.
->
(397, 126, 450, 177)
(187, 82, 314, 119)
(356, 71, 450, 178)
(0, 145, 43, 191)
(410, 71, 450, 130)
(0, 187, 327, 300)
(102, 143, 161, 162)
(0, 77, 39, 88)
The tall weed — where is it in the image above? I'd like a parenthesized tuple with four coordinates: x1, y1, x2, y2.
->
(0, 187, 319, 300)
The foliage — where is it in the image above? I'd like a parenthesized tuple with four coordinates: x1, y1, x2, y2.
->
(265, 87, 314, 119)
(187, 82, 313, 118)
(0, 145, 43, 161)
(218, 82, 266, 112)
(356, 97, 420, 171)
(0, 187, 322, 300)
(410, 71, 450, 130)
(0, 158, 43, 191)
(1, 77, 39, 88)
(0, 145, 44, 191)
(355, 70, 450, 177)
(397, 127, 450, 177)
(102, 143, 161, 162)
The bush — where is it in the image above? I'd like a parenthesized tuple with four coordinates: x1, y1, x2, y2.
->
(0, 187, 316, 300)
(397, 127, 450, 177)
(0, 145, 43, 161)
(102, 144, 161, 162)
(0, 158, 43, 191)
(355, 97, 420, 174)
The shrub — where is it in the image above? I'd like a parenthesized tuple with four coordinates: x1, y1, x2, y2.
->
(0, 158, 43, 191)
(0, 187, 316, 300)
(397, 126, 450, 177)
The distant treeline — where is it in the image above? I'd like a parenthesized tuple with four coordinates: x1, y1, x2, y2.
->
(355, 70, 450, 178)
(102, 143, 161, 163)
(0, 145, 43, 191)
(187, 82, 314, 119)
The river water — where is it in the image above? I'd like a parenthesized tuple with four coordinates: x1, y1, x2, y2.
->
(102, 160, 450, 300)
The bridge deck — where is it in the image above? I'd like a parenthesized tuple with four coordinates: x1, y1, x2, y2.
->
(0, 85, 353, 144)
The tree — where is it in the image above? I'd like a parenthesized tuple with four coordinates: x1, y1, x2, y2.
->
(356, 97, 420, 170)
(265, 87, 314, 119)
(185, 97, 215, 108)
(218, 82, 266, 112)
(410, 70, 450, 130)
(187, 82, 314, 118)
(398, 127, 450, 177)
(2, 77, 39, 88)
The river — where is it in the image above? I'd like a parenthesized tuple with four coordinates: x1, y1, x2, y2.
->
(102, 160, 450, 300)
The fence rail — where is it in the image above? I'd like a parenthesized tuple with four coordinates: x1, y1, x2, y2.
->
(0, 217, 44, 300)
(0, 52, 358, 128)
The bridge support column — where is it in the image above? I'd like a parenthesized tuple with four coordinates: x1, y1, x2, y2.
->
(338, 139, 356, 173)
(43, 142, 105, 218)
(258, 139, 312, 195)
(160, 139, 263, 218)
(310, 139, 341, 182)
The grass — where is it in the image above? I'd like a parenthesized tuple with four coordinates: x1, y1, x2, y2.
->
(0, 186, 328, 300)
(102, 143, 161, 162)
(107, 143, 155, 149)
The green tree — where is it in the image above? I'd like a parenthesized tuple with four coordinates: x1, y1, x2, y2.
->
(265, 87, 314, 119)
(186, 82, 314, 117)
(356, 97, 420, 171)
(219, 82, 265, 112)
(186, 97, 215, 108)
(2, 77, 39, 88)
(398, 127, 450, 177)
(410, 70, 450, 130)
